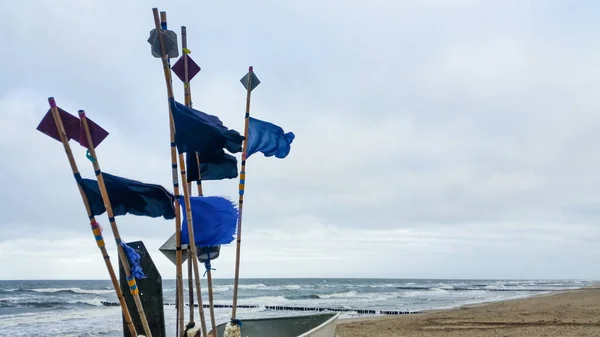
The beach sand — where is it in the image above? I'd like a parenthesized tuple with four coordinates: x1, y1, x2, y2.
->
(336, 286, 600, 337)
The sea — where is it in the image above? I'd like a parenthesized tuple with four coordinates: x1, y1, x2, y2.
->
(0, 278, 593, 336)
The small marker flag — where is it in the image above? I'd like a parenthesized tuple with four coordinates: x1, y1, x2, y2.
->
(36, 108, 80, 142)
(172, 54, 201, 82)
(78, 115, 109, 149)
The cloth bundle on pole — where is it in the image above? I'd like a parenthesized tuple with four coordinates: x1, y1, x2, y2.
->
(77, 173, 176, 220)
(121, 242, 146, 280)
(36, 97, 139, 337)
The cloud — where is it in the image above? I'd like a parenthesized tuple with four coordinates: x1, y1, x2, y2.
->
(1, 0, 600, 280)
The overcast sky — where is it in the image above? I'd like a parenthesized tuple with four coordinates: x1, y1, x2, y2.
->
(1, 0, 600, 281)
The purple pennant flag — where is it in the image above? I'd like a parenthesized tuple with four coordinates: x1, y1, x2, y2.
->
(36, 108, 81, 142)
(78, 116, 109, 149)
(171, 54, 201, 83)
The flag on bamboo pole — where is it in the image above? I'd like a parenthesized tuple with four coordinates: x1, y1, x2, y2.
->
(179, 196, 238, 247)
(78, 116, 109, 149)
(36, 107, 81, 142)
(36, 106, 109, 148)
(169, 98, 244, 154)
(185, 150, 238, 182)
(77, 172, 176, 220)
(171, 53, 201, 82)
(147, 28, 179, 58)
(246, 117, 295, 159)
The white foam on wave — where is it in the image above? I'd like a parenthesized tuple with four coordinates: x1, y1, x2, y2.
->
(317, 291, 359, 299)
(30, 287, 114, 295)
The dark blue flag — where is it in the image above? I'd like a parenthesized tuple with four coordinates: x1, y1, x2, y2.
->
(186, 150, 238, 182)
(78, 173, 176, 220)
(247, 117, 295, 159)
(179, 196, 238, 247)
(169, 99, 244, 155)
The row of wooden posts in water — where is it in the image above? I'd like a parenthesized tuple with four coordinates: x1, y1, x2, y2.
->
(99, 301, 422, 316)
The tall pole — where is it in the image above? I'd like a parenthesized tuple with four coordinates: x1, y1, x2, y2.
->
(151, 9, 185, 335)
(152, 8, 208, 337)
(180, 26, 196, 326)
(46, 97, 138, 337)
(231, 66, 255, 320)
(180, 25, 219, 336)
(78, 110, 153, 337)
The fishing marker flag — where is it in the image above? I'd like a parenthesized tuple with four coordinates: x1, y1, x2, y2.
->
(147, 28, 179, 58)
(246, 117, 295, 159)
(77, 172, 176, 220)
(169, 99, 244, 154)
(179, 196, 238, 247)
(36, 105, 81, 142)
(240, 68, 260, 92)
(171, 52, 201, 83)
(186, 150, 238, 182)
(78, 113, 109, 149)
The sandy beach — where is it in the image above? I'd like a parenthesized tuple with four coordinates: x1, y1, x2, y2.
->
(336, 286, 600, 337)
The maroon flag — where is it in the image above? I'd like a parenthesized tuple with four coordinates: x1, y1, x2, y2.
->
(36, 108, 80, 142)
(78, 115, 109, 149)
(171, 54, 201, 83)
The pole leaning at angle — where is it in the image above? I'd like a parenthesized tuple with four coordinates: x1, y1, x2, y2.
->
(46, 97, 138, 337)
(231, 66, 260, 320)
(78, 110, 153, 337)
(151, 8, 209, 337)
(179, 25, 219, 336)
(151, 8, 185, 336)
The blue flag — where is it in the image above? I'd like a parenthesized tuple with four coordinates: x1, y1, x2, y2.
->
(170, 99, 244, 155)
(247, 117, 295, 159)
(78, 173, 176, 220)
(179, 196, 238, 247)
(186, 150, 238, 182)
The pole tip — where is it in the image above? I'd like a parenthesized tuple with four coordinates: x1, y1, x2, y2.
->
(249, 66, 253, 72)
(77, 109, 86, 117)
(48, 97, 57, 108)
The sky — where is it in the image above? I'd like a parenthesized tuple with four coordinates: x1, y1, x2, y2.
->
(1, 0, 600, 280)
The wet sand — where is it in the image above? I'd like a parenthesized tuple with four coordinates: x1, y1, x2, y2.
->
(336, 286, 600, 337)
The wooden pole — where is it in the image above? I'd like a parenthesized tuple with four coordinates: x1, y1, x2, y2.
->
(152, 9, 186, 335)
(231, 66, 255, 319)
(151, 8, 208, 337)
(78, 110, 153, 337)
(46, 97, 138, 337)
(181, 25, 218, 336)
(181, 26, 196, 326)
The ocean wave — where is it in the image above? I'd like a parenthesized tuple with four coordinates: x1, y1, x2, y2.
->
(317, 291, 360, 299)
(0, 297, 104, 309)
(28, 288, 114, 295)
(284, 294, 321, 300)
